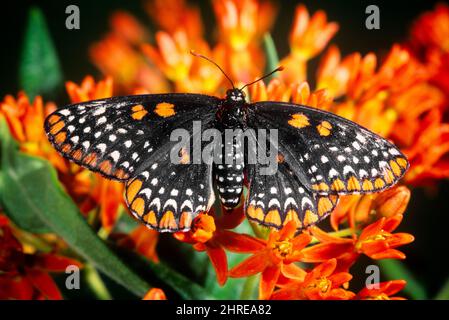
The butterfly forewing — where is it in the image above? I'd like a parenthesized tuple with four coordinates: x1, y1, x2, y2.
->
(247, 102, 409, 196)
(45, 94, 220, 181)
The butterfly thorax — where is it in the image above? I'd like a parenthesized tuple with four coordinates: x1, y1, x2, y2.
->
(214, 89, 247, 209)
(216, 89, 247, 129)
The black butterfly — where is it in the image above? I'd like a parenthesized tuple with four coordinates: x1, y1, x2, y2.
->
(44, 53, 409, 232)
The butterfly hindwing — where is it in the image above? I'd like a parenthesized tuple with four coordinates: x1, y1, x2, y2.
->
(45, 93, 220, 181)
(245, 161, 338, 230)
(125, 136, 215, 232)
(247, 102, 409, 196)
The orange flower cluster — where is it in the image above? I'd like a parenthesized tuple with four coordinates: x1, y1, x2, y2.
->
(0, 215, 82, 299)
(2, 0, 448, 300)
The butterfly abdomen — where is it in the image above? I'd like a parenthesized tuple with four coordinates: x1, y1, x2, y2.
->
(214, 134, 244, 209)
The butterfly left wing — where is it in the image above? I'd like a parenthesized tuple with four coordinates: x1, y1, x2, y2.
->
(124, 129, 215, 232)
(246, 101, 409, 196)
(45, 93, 220, 181)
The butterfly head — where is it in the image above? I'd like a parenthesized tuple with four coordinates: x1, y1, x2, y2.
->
(226, 89, 246, 103)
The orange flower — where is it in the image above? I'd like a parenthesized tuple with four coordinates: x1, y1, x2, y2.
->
(144, 0, 203, 40)
(410, 4, 449, 54)
(213, 0, 275, 51)
(330, 186, 411, 230)
(0, 92, 67, 172)
(357, 280, 406, 300)
(109, 11, 149, 45)
(142, 32, 225, 94)
(118, 226, 159, 263)
(66, 75, 114, 103)
(174, 207, 264, 286)
(65, 76, 125, 231)
(302, 214, 414, 265)
(0, 215, 82, 300)
(143, 288, 167, 300)
(271, 259, 354, 300)
(280, 5, 338, 84)
(250, 79, 333, 110)
(90, 33, 168, 94)
(229, 221, 311, 300)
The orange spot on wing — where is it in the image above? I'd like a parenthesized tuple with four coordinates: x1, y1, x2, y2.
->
(312, 182, 330, 192)
(179, 148, 190, 164)
(303, 209, 318, 226)
(155, 102, 175, 118)
(131, 197, 145, 217)
(71, 149, 83, 161)
(50, 121, 65, 134)
(389, 160, 402, 177)
(114, 168, 128, 179)
(48, 114, 61, 125)
(396, 157, 408, 169)
(374, 178, 386, 189)
(99, 160, 113, 175)
(127, 179, 143, 203)
(131, 104, 148, 120)
(362, 179, 374, 191)
(179, 212, 193, 230)
(61, 143, 72, 153)
(285, 209, 302, 228)
(54, 132, 67, 144)
(264, 209, 281, 227)
(331, 178, 345, 191)
(288, 113, 310, 128)
(247, 205, 265, 221)
(383, 169, 395, 184)
(143, 211, 157, 227)
(316, 121, 332, 136)
(317, 197, 333, 217)
(84, 152, 98, 166)
(159, 211, 177, 229)
(347, 176, 361, 192)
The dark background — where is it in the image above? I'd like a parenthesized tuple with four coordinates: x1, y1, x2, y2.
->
(1, 0, 448, 298)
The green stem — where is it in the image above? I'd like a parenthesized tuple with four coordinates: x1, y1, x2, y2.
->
(84, 263, 112, 300)
(263, 33, 280, 81)
(240, 275, 258, 300)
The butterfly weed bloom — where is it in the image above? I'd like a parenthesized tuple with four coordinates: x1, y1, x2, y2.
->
(0, 215, 82, 299)
(356, 280, 406, 300)
(174, 207, 264, 286)
(229, 221, 312, 299)
(270, 259, 354, 300)
(143, 287, 167, 300)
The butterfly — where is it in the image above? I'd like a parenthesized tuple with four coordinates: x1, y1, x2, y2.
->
(44, 52, 409, 233)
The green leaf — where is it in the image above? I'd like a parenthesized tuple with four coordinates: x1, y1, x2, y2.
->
(0, 118, 149, 297)
(263, 33, 280, 82)
(19, 7, 63, 99)
(378, 259, 427, 300)
(147, 261, 214, 300)
(435, 277, 449, 300)
(110, 243, 213, 300)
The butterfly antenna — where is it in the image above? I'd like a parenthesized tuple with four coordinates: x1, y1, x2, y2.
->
(239, 66, 284, 91)
(190, 50, 235, 89)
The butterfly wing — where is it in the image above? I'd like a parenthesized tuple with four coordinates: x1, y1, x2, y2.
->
(247, 101, 409, 196)
(124, 119, 216, 232)
(245, 160, 338, 230)
(45, 93, 220, 181)
(45, 93, 220, 232)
